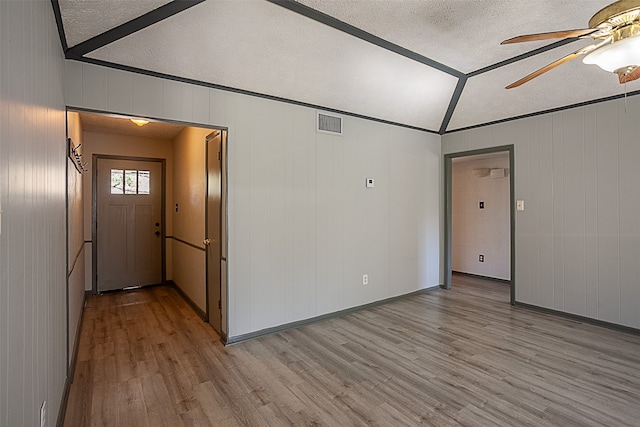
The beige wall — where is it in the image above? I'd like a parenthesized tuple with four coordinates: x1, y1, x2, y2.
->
(81, 131, 174, 288)
(171, 127, 212, 312)
(452, 154, 510, 280)
(66, 112, 86, 366)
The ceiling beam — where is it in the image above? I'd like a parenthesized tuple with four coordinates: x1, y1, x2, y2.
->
(439, 77, 467, 134)
(65, 0, 206, 59)
(50, 0, 68, 52)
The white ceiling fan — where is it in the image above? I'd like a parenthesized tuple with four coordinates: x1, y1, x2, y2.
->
(503, 0, 640, 88)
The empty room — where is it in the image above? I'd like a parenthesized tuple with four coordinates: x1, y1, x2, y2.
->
(2, 1, 640, 426)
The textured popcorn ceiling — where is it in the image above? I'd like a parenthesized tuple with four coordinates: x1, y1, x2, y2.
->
(449, 40, 627, 131)
(55, 0, 640, 133)
(299, 0, 612, 73)
(59, 0, 171, 47)
(86, 0, 458, 130)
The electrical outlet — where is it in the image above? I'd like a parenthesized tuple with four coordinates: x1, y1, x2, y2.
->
(479, 255, 484, 263)
(362, 274, 368, 285)
(40, 401, 46, 427)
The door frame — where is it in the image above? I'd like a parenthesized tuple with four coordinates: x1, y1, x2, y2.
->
(443, 145, 515, 304)
(92, 154, 167, 294)
(204, 128, 229, 340)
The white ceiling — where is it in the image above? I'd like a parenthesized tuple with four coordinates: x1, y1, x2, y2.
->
(55, 0, 639, 133)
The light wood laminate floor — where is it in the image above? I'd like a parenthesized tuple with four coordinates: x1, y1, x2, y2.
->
(64, 275, 640, 426)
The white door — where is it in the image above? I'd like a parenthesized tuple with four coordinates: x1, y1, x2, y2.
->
(206, 133, 222, 333)
(96, 158, 163, 292)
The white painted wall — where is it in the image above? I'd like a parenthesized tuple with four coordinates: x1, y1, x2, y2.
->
(66, 112, 85, 368)
(171, 126, 211, 311)
(64, 61, 442, 339)
(443, 96, 640, 329)
(452, 155, 510, 280)
(80, 131, 174, 287)
(0, 1, 68, 426)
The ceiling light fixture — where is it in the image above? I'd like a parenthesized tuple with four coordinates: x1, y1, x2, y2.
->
(582, 33, 640, 75)
(130, 118, 150, 127)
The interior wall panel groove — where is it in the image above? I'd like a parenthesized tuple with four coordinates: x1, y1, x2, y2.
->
(1, 1, 68, 426)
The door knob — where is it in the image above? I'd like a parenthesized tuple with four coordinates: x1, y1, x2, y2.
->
(203, 238, 211, 246)
(155, 231, 160, 236)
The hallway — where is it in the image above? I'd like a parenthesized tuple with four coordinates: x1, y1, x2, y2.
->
(63, 275, 640, 426)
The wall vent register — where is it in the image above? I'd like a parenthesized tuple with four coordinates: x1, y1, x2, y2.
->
(317, 112, 343, 135)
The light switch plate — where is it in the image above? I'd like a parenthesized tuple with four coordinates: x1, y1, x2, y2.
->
(366, 178, 374, 188)
(516, 200, 525, 211)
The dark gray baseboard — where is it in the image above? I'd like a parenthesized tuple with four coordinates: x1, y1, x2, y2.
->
(515, 301, 640, 336)
(167, 280, 207, 321)
(225, 285, 441, 345)
(452, 270, 511, 284)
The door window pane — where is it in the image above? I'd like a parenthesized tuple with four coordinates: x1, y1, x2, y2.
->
(111, 169, 124, 194)
(110, 168, 152, 194)
(125, 170, 137, 194)
(138, 170, 150, 194)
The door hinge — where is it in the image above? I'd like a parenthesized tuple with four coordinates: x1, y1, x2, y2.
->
(217, 151, 221, 161)
(218, 300, 221, 309)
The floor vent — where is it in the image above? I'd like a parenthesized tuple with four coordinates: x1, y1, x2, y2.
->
(317, 112, 343, 135)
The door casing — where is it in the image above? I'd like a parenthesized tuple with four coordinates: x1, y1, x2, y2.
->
(205, 129, 229, 340)
(443, 145, 515, 304)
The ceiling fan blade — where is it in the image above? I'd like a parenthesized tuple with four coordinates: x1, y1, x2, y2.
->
(501, 29, 597, 44)
(619, 67, 640, 84)
(506, 44, 600, 89)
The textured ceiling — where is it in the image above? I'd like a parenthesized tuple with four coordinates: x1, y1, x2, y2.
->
(59, 0, 171, 47)
(54, 0, 639, 134)
(298, 0, 609, 73)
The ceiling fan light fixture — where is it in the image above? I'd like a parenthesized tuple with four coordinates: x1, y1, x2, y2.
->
(582, 34, 640, 72)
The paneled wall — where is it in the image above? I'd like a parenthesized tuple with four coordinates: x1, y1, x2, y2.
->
(0, 2, 68, 426)
(64, 61, 442, 339)
(66, 112, 85, 367)
(443, 96, 640, 329)
(452, 154, 510, 280)
(171, 127, 212, 311)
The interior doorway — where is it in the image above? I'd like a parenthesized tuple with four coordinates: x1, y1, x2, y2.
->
(67, 109, 228, 339)
(94, 156, 165, 292)
(444, 145, 515, 304)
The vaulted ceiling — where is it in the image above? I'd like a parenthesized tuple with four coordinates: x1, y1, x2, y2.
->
(54, 0, 640, 134)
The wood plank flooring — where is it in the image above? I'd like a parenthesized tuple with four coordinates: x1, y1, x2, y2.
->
(63, 275, 640, 426)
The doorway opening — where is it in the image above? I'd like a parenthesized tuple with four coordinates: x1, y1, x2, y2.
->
(444, 145, 515, 304)
(66, 109, 229, 340)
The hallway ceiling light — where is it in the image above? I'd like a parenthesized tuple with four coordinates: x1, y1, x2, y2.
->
(130, 118, 150, 127)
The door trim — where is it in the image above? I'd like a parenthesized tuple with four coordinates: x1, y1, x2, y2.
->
(204, 128, 229, 340)
(92, 154, 167, 293)
(443, 145, 515, 304)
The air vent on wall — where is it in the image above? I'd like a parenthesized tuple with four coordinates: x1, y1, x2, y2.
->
(317, 112, 343, 135)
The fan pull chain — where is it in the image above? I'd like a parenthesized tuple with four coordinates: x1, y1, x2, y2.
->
(625, 80, 628, 114)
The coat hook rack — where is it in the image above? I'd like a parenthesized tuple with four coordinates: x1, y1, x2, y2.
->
(68, 138, 88, 173)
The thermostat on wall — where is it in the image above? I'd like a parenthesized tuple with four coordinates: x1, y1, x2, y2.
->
(366, 178, 375, 188)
